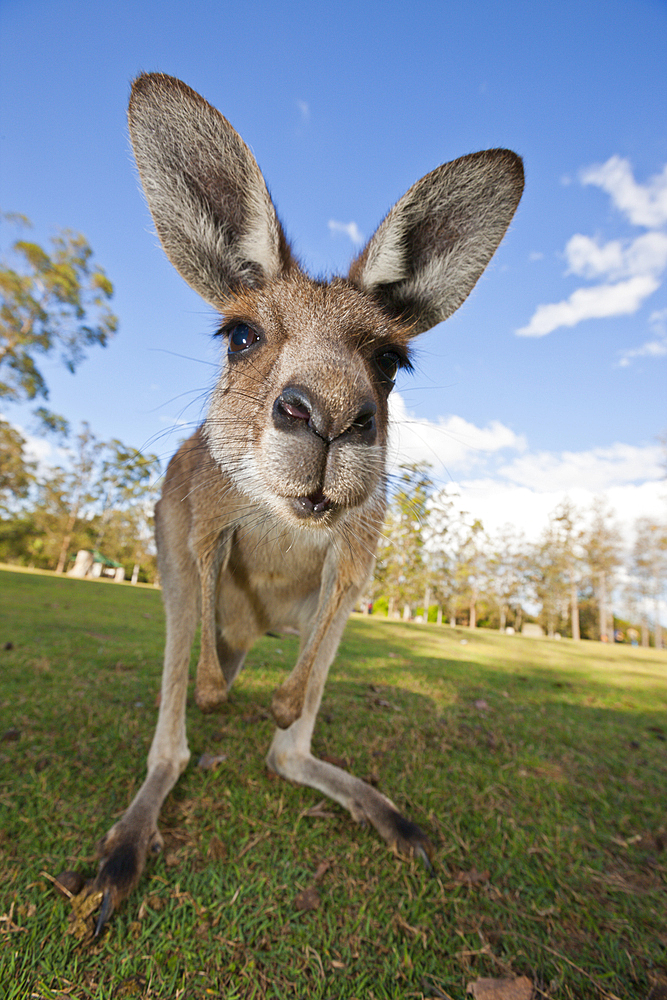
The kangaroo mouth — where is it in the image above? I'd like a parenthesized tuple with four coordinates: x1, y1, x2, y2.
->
(291, 492, 334, 517)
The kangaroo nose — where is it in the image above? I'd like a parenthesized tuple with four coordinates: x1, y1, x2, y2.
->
(273, 387, 313, 431)
(273, 385, 377, 444)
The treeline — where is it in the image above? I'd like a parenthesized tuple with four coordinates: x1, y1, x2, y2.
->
(2, 428, 666, 642)
(370, 464, 667, 648)
(1, 418, 160, 582)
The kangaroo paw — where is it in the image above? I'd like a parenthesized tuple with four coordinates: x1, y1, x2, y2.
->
(195, 682, 228, 713)
(386, 810, 434, 871)
(350, 791, 434, 870)
(88, 825, 163, 934)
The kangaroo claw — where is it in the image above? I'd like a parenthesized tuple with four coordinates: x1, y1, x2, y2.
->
(95, 888, 115, 936)
(413, 842, 435, 875)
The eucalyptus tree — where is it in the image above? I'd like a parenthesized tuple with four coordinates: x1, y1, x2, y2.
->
(0, 213, 117, 430)
(0, 417, 36, 512)
(631, 516, 667, 648)
(486, 523, 529, 632)
(582, 498, 622, 642)
(374, 462, 433, 617)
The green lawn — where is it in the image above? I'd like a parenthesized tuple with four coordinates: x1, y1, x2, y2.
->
(1, 566, 666, 999)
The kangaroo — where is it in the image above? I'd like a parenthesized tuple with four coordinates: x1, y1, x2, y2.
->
(88, 73, 524, 932)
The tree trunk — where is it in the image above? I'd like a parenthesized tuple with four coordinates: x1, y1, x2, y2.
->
(655, 600, 663, 649)
(55, 534, 71, 574)
(55, 498, 80, 574)
(641, 616, 650, 647)
(423, 586, 431, 623)
(499, 604, 507, 632)
(570, 581, 580, 641)
(598, 572, 608, 641)
(436, 605, 443, 625)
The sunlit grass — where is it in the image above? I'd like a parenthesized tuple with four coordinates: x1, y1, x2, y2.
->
(1, 567, 666, 999)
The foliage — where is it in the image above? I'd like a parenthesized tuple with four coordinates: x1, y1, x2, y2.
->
(486, 524, 529, 632)
(0, 421, 160, 578)
(0, 417, 36, 511)
(374, 463, 433, 615)
(372, 484, 664, 644)
(449, 517, 486, 627)
(581, 497, 623, 642)
(0, 213, 117, 429)
(631, 516, 667, 646)
(1, 568, 666, 999)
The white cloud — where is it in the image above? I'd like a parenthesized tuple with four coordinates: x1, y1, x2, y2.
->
(518, 156, 667, 340)
(516, 275, 660, 337)
(297, 100, 310, 124)
(387, 395, 665, 543)
(565, 231, 667, 281)
(581, 156, 667, 229)
(328, 219, 364, 245)
(498, 441, 663, 493)
(388, 393, 526, 474)
(439, 478, 666, 544)
(617, 307, 667, 367)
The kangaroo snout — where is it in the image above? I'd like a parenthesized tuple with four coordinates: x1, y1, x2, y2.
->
(273, 384, 377, 446)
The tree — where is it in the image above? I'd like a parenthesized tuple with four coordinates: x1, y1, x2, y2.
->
(422, 486, 458, 622)
(373, 463, 433, 617)
(486, 523, 529, 632)
(95, 440, 160, 548)
(450, 517, 486, 628)
(53, 422, 105, 572)
(21, 422, 161, 574)
(553, 498, 584, 641)
(0, 214, 117, 428)
(0, 417, 36, 511)
(631, 516, 667, 649)
(582, 498, 622, 642)
(529, 520, 569, 638)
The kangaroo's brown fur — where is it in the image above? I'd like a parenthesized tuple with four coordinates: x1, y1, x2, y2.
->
(87, 73, 524, 931)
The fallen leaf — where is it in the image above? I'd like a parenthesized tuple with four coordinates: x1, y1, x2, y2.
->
(474, 699, 490, 711)
(1, 728, 20, 742)
(454, 868, 490, 886)
(467, 976, 533, 999)
(207, 835, 228, 861)
(647, 971, 667, 1000)
(66, 887, 103, 942)
(294, 886, 320, 912)
(197, 752, 227, 770)
(313, 859, 331, 882)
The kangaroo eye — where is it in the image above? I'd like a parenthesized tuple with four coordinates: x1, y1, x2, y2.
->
(374, 351, 402, 382)
(227, 323, 260, 354)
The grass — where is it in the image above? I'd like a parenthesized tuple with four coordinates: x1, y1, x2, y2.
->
(1, 565, 666, 999)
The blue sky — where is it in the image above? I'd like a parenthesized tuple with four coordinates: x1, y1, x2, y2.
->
(1, 0, 666, 540)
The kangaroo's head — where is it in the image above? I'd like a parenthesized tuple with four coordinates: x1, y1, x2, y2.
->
(128, 73, 524, 530)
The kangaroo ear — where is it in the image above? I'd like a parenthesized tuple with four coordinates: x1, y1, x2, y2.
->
(348, 150, 524, 336)
(128, 73, 294, 307)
